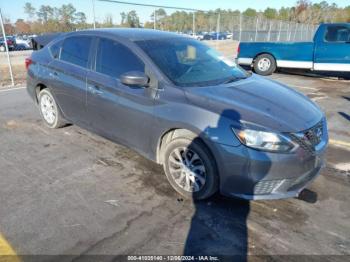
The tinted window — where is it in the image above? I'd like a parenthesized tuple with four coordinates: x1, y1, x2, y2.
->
(61, 36, 92, 68)
(50, 40, 62, 59)
(325, 26, 350, 42)
(96, 38, 144, 78)
(136, 38, 249, 87)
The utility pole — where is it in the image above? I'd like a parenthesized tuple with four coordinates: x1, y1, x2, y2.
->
(92, 0, 96, 29)
(153, 8, 156, 30)
(192, 12, 195, 35)
(0, 8, 14, 86)
(216, 13, 220, 40)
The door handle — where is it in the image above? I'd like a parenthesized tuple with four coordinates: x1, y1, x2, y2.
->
(88, 85, 103, 95)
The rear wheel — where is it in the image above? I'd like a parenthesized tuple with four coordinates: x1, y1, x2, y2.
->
(163, 136, 218, 200)
(253, 54, 276, 76)
(38, 89, 66, 129)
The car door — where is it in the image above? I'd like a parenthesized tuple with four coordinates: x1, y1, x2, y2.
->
(314, 24, 350, 71)
(86, 37, 156, 154)
(48, 35, 93, 125)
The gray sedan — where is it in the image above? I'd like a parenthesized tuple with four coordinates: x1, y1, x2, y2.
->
(26, 29, 328, 200)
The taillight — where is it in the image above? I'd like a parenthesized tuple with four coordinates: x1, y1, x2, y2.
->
(7, 39, 12, 45)
(25, 58, 32, 70)
(237, 44, 240, 54)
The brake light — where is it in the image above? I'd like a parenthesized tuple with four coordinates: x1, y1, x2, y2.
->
(237, 44, 240, 54)
(25, 58, 32, 70)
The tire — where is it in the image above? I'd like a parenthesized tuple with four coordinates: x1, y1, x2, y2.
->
(38, 89, 66, 129)
(253, 54, 276, 76)
(163, 136, 219, 200)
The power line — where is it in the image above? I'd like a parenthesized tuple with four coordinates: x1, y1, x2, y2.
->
(98, 0, 204, 12)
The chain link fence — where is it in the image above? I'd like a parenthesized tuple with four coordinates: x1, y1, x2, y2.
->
(93, 1, 318, 42)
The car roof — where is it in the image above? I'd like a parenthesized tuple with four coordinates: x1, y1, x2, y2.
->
(68, 28, 185, 42)
(321, 23, 350, 26)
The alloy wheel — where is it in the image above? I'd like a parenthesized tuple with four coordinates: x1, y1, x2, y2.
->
(167, 147, 207, 192)
(40, 93, 56, 125)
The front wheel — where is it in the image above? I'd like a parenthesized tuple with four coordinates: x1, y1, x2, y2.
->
(163, 137, 218, 200)
(253, 54, 276, 76)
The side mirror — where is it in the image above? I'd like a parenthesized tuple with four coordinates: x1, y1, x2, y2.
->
(120, 71, 149, 87)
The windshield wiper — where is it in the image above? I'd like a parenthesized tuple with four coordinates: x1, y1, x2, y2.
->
(222, 76, 247, 84)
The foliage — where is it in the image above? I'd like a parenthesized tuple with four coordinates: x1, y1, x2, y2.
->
(2, 1, 349, 35)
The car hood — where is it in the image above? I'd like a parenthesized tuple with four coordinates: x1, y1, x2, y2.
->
(184, 74, 323, 133)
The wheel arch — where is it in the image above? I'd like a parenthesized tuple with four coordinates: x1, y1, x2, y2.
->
(156, 128, 217, 168)
(35, 83, 48, 104)
(253, 52, 277, 64)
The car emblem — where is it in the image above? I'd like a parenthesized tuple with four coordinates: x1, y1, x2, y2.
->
(315, 127, 322, 140)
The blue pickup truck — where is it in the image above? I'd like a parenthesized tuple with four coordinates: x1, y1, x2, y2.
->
(237, 23, 350, 76)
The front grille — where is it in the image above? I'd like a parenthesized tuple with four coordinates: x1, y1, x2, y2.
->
(290, 121, 323, 154)
(253, 179, 284, 194)
(254, 169, 320, 195)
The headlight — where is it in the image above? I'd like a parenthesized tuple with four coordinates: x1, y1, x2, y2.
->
(233, 128, 297, 152)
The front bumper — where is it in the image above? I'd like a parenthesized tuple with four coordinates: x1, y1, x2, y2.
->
(213, 122, 328, 200)
(237, 57, 253, 66)
(215, 143, 326, 200)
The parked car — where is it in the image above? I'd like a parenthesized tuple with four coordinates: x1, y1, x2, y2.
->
(237, 23, 350, 76)
(0, 37, 15, 52)
(203, 32, 227, 40)
(186, 32, 204, 41)
(26, 29, 328, 200)
(14, 36, 32, 50)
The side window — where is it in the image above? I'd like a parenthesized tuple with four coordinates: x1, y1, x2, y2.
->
(61, 36, 92, 68)
(49, 40, 62, 59)
(325, 26, 350, 42)
(96, 38, 144, 78)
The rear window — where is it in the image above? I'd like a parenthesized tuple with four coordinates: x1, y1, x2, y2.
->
(61, 36, 92, 68)
(325, 26, 350, 42)
(95, 38, 144, 78)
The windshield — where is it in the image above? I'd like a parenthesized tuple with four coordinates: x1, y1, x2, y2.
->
(135, 37, 249, 87)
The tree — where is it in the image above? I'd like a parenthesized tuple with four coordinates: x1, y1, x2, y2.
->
(59, 4, 77, 24)
(264, 8, 278, 19)
(24, 2, 36, 21)
(126, 10, 140, 28)
(37, 5, 54, 23)
(151, 8, 167, 29)
(243, 8, 257, 17)
(120, 12, 127, 25)
(15, 19, 31, 34)
(278, 7, 291, 21)
(75, 12, 87, 24)
(346, 6, 350, 22)
(103, 14, 113, 27)
(3, 18, 15, 35)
